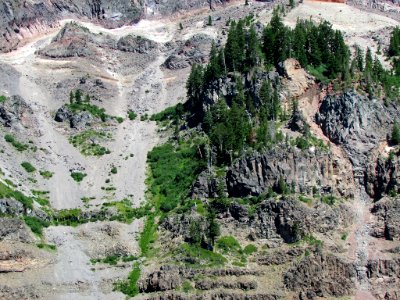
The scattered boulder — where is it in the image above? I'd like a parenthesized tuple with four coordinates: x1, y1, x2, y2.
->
(117, 35, 158, 53)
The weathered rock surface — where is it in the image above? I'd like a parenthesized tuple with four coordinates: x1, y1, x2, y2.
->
(366, 153, 400, 199)
(163, 34, 213, 70)
(0, 95, 34, 129)
(0, 218, 34, 243)
(316, 91, 400, 168)
(248, 198, 352, 243)
(0, 0, 143, 53)
(117, 35, 158, 53)
(367, 258, 400, 299)
(193, 146, 354, 199)
(284, 253, 356, 299)
(54, 105, 94, 129)
(371, 197, 400, 240)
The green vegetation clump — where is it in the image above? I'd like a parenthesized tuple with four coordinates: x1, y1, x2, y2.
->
(37, 243, 56, 251)
(147, 142, 206, 212)
(24, 216, 50, 236)
(21, 162, 36, 173)
(176, 243, 227, 268)
(39, 170, 54, 179)
(321, 195, 336, 206)
(71, 172, 87, 183)
(216, 236, 241, 253)
(114, 263, 141, 297)
(243, 244, 257, 255)
(0, 95, 6, 103)
(69, 130, 111, 156)
(110, 166, 118, 174)
(0, 181, 33, 209)
(5, 134, 29, 152)
(392, 121, 400, 145)
(128, 111, 137, 120)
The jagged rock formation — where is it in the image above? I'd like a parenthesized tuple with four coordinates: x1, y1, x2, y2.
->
(54, 105, 95, 129)
(163, 34, 213, 70)
(366, 154, 400, 199)
(193, 146, 354, 199)
(284, 253, 356, 299)
(371, 197, 400, 240)
(0, 0, 143, 53)
(0, 95, 34, 129)
(316, 91, 400, 168)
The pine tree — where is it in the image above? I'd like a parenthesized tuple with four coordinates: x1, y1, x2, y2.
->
(392, 121, 400, 145)
(245, 24, 261, 70)
(75, 89, 82, 104)
(186, 64, 204, 112)
(389, 27, 400, 57)
(365, 47, 373, 73)
(208, 15, 212, 26)
(69, 91, 74, 104)
(204, 42, 222, 84)
(355, 45, 364, 72)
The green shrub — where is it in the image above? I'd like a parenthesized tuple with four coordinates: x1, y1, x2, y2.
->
(24, 216, 50, 236)
(69, 130, 111, 156)
(321, 195, 336, 205)
(128, 111, 137, 120)
(39, 170, 53, 179)
(5, 134, 29, 152)
(71, 172, 87, 182)
(0, 95, 6, 103)
(111, 166, 118, 174)
(243, 244, 257, 255)
(116, 117, 124, 124)
(147, 142, 205, 212)
(21, 162, 36, 173)
(37, 243, 56, 251)
(341, 232, 348, 240)
(182, 281, 193, 293)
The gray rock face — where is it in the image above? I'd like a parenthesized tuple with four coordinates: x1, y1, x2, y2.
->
(316, 91, 400, 168)
(163, 34, 213, 70)
(248, 198, 352, 243)
(284, 253, 356, 299)
(371, 197, 400, 240)
(366, 258, 400, 299)
(366, 155, 400, 199)
(0, 0, 143, 53)
(199, 146, 353, 199)
(0, 95, 34, 129)
(117, 35, 158, 53)
(0, 198, 24, 216)
(54, 105, 94, 129)
(0, 218, 34, 243)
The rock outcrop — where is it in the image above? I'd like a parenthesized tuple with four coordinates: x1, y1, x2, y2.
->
(370, 197, 400, 240)
(54, 105, 94, 129)
(366, 154, 400, 199)
(193, 146, 354, 199)
(0, 95, 34, 129)
(316, 91, 400, 168)
(284, 253, 356, 299)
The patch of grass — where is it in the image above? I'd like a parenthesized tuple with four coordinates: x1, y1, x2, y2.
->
(5, 134, 29, 152)
(0, 181, 33, 209)
(21, 162, 36, 173)
(115, 116, 124, 123)
(216, 236, 241, 254)
(341, 232, 348, 241)
(114, 262, 141, 297)
(150, 104, 183, 123)
(299, 195, 312, 205)
(139, 214, 157, 257)
(182, 281, 193, 293)
(321, 195, 336, 206)
(24, 216, 50, 236)
(39, 170, 53, 179)
(243, 244, 257, 255)
(71, 172, 87, 183)
(69, 130, 111, 156)
(176, 243, 227, 268)
(302, 234, 323, 247)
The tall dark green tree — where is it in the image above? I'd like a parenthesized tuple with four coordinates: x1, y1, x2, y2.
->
(186, 64, 204, 112)
(389, 27, 400, 57)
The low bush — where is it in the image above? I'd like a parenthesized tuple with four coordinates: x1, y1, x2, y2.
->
(21, 162, 36, 173)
